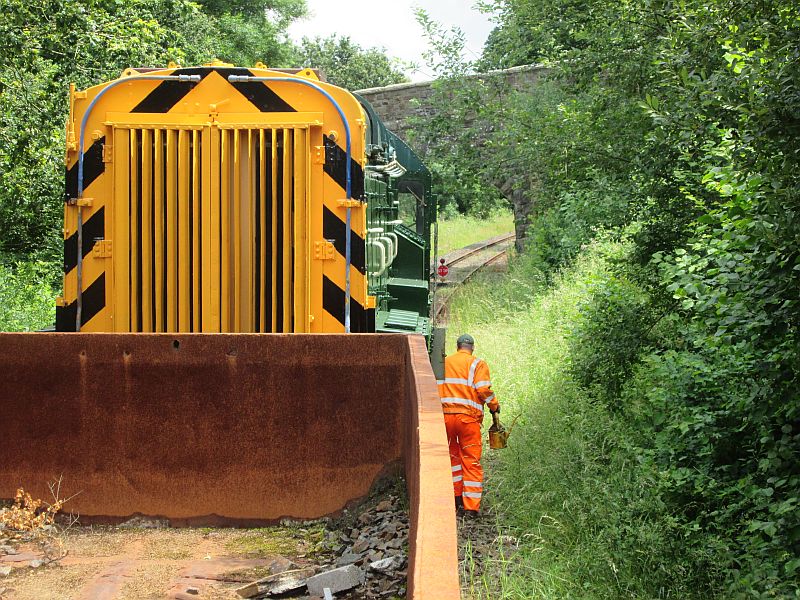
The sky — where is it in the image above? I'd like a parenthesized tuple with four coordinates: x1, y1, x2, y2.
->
(287, 1, 497, 82)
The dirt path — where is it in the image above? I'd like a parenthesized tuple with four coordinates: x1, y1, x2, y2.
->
(0, 526, 313, 600)
(455, 456, 518, 600)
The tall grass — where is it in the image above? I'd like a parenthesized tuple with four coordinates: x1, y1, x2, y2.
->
(436, 210, 514, 256)
(0, 260, 59, 331)
(448, 242, 705, 599)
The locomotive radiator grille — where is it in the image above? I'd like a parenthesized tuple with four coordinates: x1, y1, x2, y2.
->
(111, 123, 310, 333)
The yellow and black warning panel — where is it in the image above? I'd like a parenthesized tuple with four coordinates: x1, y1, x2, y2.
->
(56, 63, 373, 333)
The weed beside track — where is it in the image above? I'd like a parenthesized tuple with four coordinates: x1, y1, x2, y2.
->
(447, 244, 706, 599)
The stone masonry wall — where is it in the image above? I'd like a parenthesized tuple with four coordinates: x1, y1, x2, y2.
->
(354, 64, 547, 140)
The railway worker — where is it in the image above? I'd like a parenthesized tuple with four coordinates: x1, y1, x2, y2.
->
(438, 334, 500, 517)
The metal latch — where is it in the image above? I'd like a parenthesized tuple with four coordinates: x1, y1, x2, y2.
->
(314, 241, 335, 260)
(337, 199, 362, 208)
(93, 239, 112, 258)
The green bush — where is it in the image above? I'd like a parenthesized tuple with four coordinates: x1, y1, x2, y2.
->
(624, 339, 800, 596)
(448, 242, 716, 598)
(526, 175, 637, 275)
(566, 245, 656, 405)
(0, 260, 59, 331)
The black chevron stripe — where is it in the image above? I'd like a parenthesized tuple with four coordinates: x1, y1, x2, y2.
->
(64, 137, 105, 202)
(216, 68, 297, 113)
(131, 67, 297, 115)
(322, 275, 374, 333)
(322, 205, 365, 274)
(63, 207, 105, 274)
(323, 136, 365, 200)
(131, 67, 209, 113)
(54, 273, 106, 332)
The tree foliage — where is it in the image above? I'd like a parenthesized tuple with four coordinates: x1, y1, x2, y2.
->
(199, 0, 304, 20)
(294, 35, 408, 91)
(414, 0, 800, 595)
(0, 0, 306, 264)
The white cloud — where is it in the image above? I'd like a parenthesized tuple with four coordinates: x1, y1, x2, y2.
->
(287, 1, 495, 81)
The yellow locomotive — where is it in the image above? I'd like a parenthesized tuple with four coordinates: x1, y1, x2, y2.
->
(56, 62, 435, 335)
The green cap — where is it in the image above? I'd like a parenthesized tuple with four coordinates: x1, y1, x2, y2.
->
(456, 334, 475, 346)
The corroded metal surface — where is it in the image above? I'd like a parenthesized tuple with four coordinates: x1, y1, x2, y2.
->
(403, 335, 460, 599)
(0, 333, 405, 522)
(0, 332, 460, 598)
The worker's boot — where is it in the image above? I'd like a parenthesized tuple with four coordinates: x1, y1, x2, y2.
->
(462, 509, 479, 520)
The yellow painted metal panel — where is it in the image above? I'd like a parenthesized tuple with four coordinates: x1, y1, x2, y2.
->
(129, 130, 139, 331)
(63, 68, 370, 335)
(204, 125, 220, 331)
(220, 128, 231, 332)
(270, 128, 278, 332)
(305, 127, 313, 332)
(282, 128, 292, 331)
(243, 130, 255, 332)
(141, 128, 153, 332)
(259, 129, 267, 332)
(61, 216, 76, 302)
(308, 126, 324, 333)
(177, 129, 190, 332)
(154, 128, 164, 331)
(213, 112, 321, 127)
(233, 128, 241, 332)
(193, 70, 265, 114)
(192, 129, 201, 332)
(293, 128, 307, 332)
(166, 129, 178, 332)
(112, 128, 130, 332)
(105, 113, 210, 127)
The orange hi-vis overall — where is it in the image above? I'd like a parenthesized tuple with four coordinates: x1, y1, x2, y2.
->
(437, 349, 499, 511)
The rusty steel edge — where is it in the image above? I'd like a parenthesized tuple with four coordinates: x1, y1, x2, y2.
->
(0, 332, 459, 598)
(403, 335, 460, 599)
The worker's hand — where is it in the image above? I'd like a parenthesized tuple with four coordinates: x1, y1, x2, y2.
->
(490, 407, 500, 414)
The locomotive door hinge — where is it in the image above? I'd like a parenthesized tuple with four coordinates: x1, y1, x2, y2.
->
(102, 144, 113, 163)
(313, 146, 325, 165)
(314, 240, 335, 260)
(337, 199, 362, 208)
(93, 239, 113, 258)
(67, 197, 93, 207)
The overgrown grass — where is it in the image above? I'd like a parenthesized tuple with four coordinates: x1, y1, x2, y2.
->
(225, 523, 327, 558)
(436, 210, 514, 256)
(448, 241, 709, 599)
(0, 260, 59, 331)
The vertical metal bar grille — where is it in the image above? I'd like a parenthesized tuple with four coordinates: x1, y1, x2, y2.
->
(114, 125, 305, 332)
(177, 129, 190, 332)
(129, 129, 139, 331)
(112, 127, 130, 332)
(140, 129, 153, 332)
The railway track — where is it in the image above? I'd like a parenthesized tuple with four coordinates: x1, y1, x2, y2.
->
(433, 232, 516, 322)
(438, 232, 516, 273)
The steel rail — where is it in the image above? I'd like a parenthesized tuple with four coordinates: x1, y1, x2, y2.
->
(439, 232, 515, 269)
(433, 234, 515, 321)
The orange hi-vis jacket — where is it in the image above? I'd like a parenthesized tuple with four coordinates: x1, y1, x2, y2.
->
(438, 349, 499, 421)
